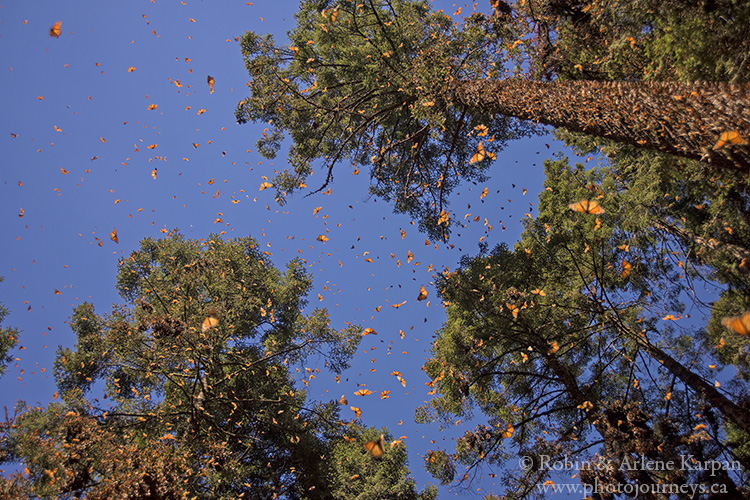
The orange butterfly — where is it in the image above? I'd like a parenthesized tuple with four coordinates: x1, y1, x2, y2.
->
(202, 308, 219, 332)
(207, 75, 215, 94)
(569, 199, 605, 215)
(501, 422, 514, 439)
(110, 229, 118, 244)
(506, 303, 519, 319)
(50, 21, 61, 38)
(721, 311, 750, 335)
(417, 285, 428, 302)
(621, 258, 631, 278)
(547, 341, 559, 354)
(713, 131, 747, 150)
(469, 141, 496, 165)
(363, 434, 385, 458)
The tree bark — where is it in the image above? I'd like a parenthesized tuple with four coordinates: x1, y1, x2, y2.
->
(454, 79, 750, 171)
(628, 327, 750, 435)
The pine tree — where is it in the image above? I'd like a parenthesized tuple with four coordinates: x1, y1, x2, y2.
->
(236, 0, 749, 237)
(0, 233, 429, 500)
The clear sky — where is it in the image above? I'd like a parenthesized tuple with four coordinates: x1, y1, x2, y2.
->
(0, 1, 584, 497)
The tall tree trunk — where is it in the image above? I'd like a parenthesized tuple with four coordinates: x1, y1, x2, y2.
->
(454, 79, 750, 171)
(613, 320, 750, 435)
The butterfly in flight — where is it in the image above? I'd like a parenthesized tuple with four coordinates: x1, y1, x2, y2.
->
(50, 21, 61, 38)
(569, 199, 605, 215)
(469, 141, 496, 165)
(363, 434, 385, 458)
(722, 311, 750, 335)
(202, 308, 219, 332)
(713, 131, 747, 150)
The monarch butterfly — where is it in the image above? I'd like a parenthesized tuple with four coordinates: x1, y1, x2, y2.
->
(110, 229, 118, 244)
(363, 434, 385, 458)
(547, 341, 559, 354)
(506, 303, 519, 319)
(713, 131, 747, 150)
(207, 75, 215, 94)
(569, 199, 605, 215)
(469, 141, 496, 165)
(621, 258, 632, 278)
(417, 285, 428, 301)
(501, 422, 514, 439)
(50, 21, 61, 38)
(721, 311, 750, 335)
(202, 308, 219, 332)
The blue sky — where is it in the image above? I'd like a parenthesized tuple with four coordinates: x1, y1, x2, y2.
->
(0, 1, 588, 496)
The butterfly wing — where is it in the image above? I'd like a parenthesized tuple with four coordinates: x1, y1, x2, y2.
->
(50, 21, 61, 38)
(469, 142, 485, 165)
(569, 199, 605, 214)
(621, 258, 631, 278)
(363, 434, 385, 458)
(568, 200, 585, 213)
(714, 131, 747, 149)
(202, 308, 219, 332)
(587, 200, 605, 214)
(722, 311, 750, 335)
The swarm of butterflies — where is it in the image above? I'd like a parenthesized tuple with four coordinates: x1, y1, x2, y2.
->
(53, 9, 750, 468)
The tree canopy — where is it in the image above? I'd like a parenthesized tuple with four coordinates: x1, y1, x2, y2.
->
(0, 277, 20, 379)
(236, 0, 749, 238)
(420, 152, 750, 497)
(3, 1, 750, 499)
(0, 233, 434, 500)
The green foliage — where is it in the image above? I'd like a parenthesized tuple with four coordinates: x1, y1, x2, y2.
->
(0, 277, 20, 378)
(0, 404, 195, 500)
(706, 290, 750, 381)
(420, 156, 750, 496)
(0, 233, 425, 499)
(236, 0, 534, 238)
(524, 0, 750, 84)
(325, 422, 437, 500)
